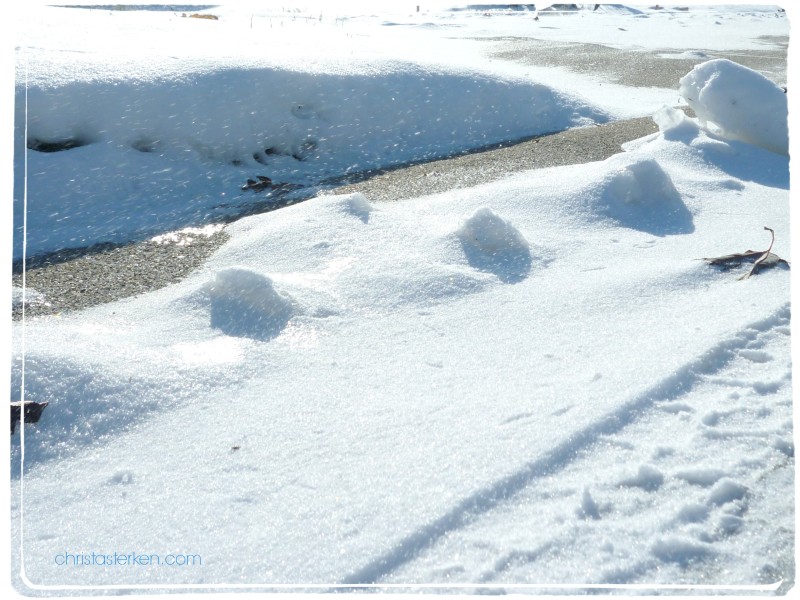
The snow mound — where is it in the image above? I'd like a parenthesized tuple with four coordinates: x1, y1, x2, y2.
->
(679, 59, 788, 155)
(455, 207, 532, 283)
(651, 536, 716, 566)
(591, 158, 693, 235)
(653, 106, 702, 143)
(202, 267, 295, 340)
(327, 192, 374, 223)
(619, 463, 665, 491)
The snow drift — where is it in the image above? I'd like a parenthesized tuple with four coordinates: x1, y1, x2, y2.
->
(14, 66, 608, 260)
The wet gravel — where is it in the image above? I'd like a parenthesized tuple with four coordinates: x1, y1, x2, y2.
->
(330, 116, 660, 203)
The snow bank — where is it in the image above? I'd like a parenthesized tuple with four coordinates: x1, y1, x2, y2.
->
(20, 67, 603, 170)
(679, 58, 788, 155)
(14, 66, 608, 259)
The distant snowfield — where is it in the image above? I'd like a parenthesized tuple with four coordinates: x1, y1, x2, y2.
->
(10, 2, 793, 594)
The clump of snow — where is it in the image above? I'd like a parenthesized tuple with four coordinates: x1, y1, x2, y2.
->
(590, 158, 693, 235)
(328, 192, 374, 223)
(676, 503, 711, 524)
(716, 513, 745, 536)
(201, 267, 295, 340)
(455, 207, 532, 283)
(678, 58, 788, 155)
(650, 536, 716, 566)
(619, 463, 665, 491)
(150, 224, 225, 245)
(577, 487, 601, 520)
(653, 106, 702, 142)
(706, 478, 749, 506)
(674, 467, 728, 487)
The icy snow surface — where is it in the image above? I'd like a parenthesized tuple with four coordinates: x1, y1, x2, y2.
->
(9, 1, 793, 594)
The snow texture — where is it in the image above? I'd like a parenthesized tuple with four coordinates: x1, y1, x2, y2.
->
(8, 1, 792, 593)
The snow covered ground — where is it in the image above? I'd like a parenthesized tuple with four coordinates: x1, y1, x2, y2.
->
(7, 1, 794, 595)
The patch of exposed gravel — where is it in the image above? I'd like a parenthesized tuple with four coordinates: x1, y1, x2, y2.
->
(481, 36, 788, 89)
(330, 116, 660, 203)
(12, 228, 229, 320)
